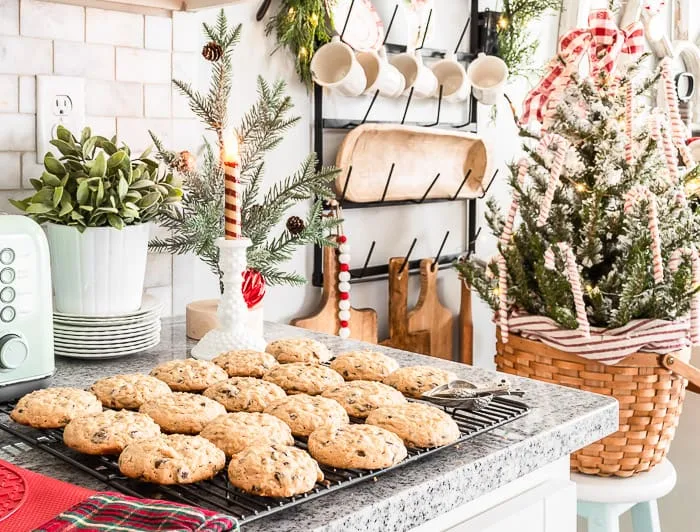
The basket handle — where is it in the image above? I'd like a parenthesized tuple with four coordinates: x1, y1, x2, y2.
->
(661, 354, 700, 394)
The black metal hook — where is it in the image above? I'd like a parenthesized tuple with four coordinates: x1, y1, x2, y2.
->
(399, 238, 418, 274)
(466, 226, 482, 259)
(380, 163, 396, 202)
(420, 85, 443, 127)
(339, 166, 352, 204)
(339, 0, 356, 42)
(382, 4, 400, 45)
(478, 169, 500, 198)
(357, 241, 376, 279)
(414, 173, 441, 204)
(454, 16, 471, 55)
(415, 8, 433, 51)
(451, 169, 472, 200)
(431, 231, 450, 271)
(401, 87, 415, 124)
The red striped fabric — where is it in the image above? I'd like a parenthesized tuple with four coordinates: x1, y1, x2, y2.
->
(508, 311, 692, 365)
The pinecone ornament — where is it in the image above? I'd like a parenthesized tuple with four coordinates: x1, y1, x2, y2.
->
(173, 150, 196, 173)
(202, 41, 223, 62)
(286, 216, 305, 235)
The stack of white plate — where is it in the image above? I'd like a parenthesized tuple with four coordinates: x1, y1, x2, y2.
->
(52, 295, 163, 359)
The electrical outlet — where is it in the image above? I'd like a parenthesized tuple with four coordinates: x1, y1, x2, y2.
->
(36, 76, 85, 164)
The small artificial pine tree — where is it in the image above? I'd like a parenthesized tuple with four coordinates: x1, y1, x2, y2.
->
(457, 59, 700, 331)
(149, 10, 340, 287)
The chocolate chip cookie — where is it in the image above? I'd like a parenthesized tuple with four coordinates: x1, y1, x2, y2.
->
(203, 377, 286, 413)
(89, 373, 172, 410)
(321, 380, 407, 419)
(366, 402, 461, 448)
(330, 351, 400, 382)
(227, 444, 323, 497)
(308, 424, 407, 470)
(263, 363, 344, 395)
(212, 350, 279, 378)
(150, 359, 228, 392)
(139, 392, 226, 434)
(63, 409, 161, 455)
(264, 394, 349, 437)
(382, 366, 458, 398)
(265, 338, 333, 364)
(119, 434, 225, 485)
(10, 387, 102, 429)
(200, 412, 294, 457)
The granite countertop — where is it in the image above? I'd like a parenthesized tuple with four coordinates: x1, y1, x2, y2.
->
(0, 317, 618, 531)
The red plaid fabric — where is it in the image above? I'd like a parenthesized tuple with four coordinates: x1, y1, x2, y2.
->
(521, 9, 645, 126)
(36, 493, 239, 531)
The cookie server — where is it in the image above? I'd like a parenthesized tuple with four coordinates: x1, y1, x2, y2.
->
(0, 215, 54, 402)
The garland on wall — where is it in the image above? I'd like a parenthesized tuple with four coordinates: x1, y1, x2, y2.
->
(496, 0, 563, 79)
(266, 0, 334, 87)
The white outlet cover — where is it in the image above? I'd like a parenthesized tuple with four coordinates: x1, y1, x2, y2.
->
(36, 75, 86, 164)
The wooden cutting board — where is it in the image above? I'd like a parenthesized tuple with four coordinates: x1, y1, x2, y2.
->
(291, 245, 378, 343)
(459, 278, 473, 365)
(406, 259, 454, 360)
(380, 257, 431, 354)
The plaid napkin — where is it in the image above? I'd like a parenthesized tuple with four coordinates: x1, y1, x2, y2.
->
(35, 493, 240, 532)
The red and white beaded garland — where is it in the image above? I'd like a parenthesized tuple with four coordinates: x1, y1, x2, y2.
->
(337, 234, 351, 339)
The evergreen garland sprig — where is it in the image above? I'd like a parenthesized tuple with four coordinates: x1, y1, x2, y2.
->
(266, 0, 334, 87)
(150, 10, 341, 289)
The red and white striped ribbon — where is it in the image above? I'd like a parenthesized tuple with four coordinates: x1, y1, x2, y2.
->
(544, 243, 590, 336)
(624, 185, 664, 284)
(669, 247, 700, 344)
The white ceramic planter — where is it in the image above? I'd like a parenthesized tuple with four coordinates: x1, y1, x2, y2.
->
(46, 223, 150, 315)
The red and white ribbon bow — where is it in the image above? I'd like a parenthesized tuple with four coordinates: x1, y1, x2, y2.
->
(521, 9, 644, 126)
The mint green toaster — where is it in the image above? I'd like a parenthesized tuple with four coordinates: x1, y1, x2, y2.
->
(0, 215, 54, 402)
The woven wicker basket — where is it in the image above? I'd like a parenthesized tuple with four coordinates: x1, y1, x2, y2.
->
(495, 328, 700, 477)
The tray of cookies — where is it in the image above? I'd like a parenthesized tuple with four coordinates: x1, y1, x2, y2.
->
(0, 338, 529, 526)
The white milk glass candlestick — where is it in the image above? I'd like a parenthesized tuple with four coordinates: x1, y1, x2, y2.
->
(191, 237, 266, 360)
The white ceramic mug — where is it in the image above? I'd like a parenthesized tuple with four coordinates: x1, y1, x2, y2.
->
(356, 48, 405, 97)
(310, 36, 367, 97)
(431, 53, 470, 102)
(390, 50, 438, 99)
(466, 53, 508, 105)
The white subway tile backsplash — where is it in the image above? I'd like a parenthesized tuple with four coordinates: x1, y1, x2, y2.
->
(54, 42, 115, 81)
(86, 79, 142, 117)
(0, 36, 52, 75)
(144, 84, 171, 118)
(20, 0, 83, 41)
(116, 48, 170, 84)
(85, 116, 116, 138)
(117, 117, 172, 154)
(0, 74, 17, 112)
(86, 8, 143, 48)
(145, 252, 172, 288)
(171, 88, 190, 119)
(18, 75, 34, 113)
(0, 114, 33, 150)
(172, 12, 201, 52)
(0, 0, 19, 36)
(145, 16, 172, 51)
(172, 118, 209, 153)
(0, 152, 20, 189)
(144, 286, 172, 317)
(21, 152, 43, 187)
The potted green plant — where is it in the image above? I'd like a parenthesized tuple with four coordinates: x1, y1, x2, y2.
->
(11, 125, 182, 316)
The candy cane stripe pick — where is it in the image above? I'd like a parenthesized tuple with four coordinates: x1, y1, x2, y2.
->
(669, 247, 700, 344)
(544, 243, 590, 336)
(624, 186, 664, 284)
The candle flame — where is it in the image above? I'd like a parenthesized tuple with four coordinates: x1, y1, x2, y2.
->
(223, 133, 240, 164)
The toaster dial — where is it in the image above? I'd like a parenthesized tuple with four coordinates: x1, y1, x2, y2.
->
(0, 334, 28, 370)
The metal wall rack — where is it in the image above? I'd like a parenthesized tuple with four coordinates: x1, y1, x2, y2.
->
(312, 0, 492, 287)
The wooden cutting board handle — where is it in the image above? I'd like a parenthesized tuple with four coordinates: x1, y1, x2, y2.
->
(380, 258, 431, 354)
(459, 279, 473, 365)
(291, 245, 378, 343)
(406, 259, 454, 360)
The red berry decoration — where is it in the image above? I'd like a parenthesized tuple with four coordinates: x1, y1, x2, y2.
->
(340, 292, 350, 300)
(340, 263, 350, 272)
(338, 235, 347, 243)
(242, 268, 265, 309)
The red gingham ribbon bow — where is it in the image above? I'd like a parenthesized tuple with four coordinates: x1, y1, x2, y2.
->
(521, 9, 644, 126)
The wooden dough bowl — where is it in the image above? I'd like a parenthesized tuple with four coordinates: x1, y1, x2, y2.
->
(335, 124, 491, 203)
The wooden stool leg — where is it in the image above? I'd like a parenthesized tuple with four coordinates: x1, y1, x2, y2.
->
(578, 501, 626, 532)
(631, 501, 661, 532)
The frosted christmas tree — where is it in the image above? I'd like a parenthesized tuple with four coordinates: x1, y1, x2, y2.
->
(458, 10, 700, 358)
